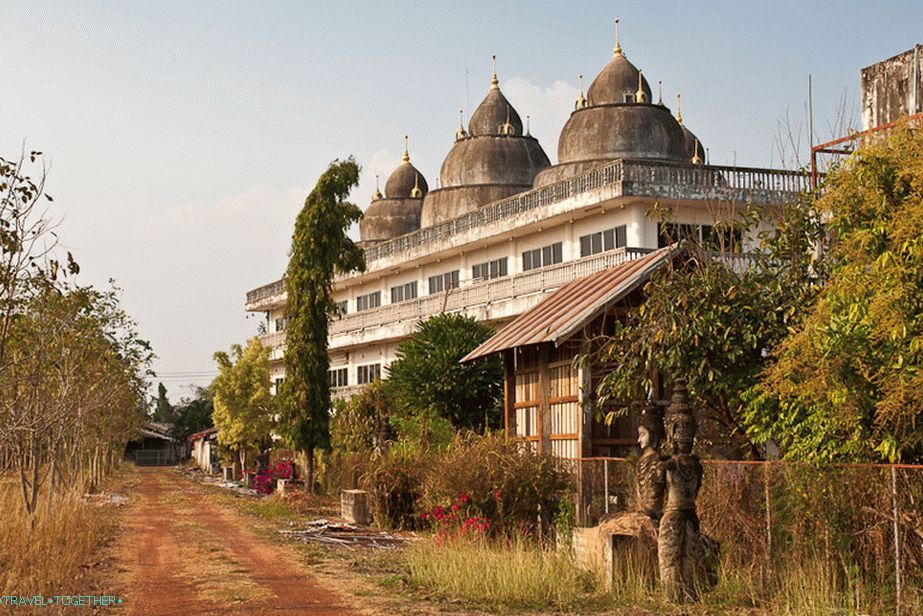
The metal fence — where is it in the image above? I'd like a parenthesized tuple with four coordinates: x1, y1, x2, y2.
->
(573, 457, 923, 613)
(127, 449, 180, 466)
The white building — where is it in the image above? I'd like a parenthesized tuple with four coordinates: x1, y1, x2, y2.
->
(245, 32, 808, 403)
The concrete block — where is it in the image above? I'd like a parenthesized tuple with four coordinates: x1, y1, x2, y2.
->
(341, 489, 371, 525)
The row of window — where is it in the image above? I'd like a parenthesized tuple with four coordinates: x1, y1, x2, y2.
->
(277, 363, 384, 392)
(657, 223, 742, 251)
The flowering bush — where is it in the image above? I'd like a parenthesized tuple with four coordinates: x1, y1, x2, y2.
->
(421, 492, 491, 542)
(247, 459, 295, 495)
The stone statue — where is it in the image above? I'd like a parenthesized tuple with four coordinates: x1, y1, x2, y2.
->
(635, 399, 665, 522)
(657, 379, 711, 602)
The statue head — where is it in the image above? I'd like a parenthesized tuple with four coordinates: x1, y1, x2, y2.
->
(665, 378, 696, 454)
(638, 398, 664, 452)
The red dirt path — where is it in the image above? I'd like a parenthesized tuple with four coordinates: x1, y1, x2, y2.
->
(116, 468, 357, 615)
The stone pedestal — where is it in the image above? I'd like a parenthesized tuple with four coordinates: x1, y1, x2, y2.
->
(277, 478, 288, 494)
(573, 512, 659, 590)
(222, 466, 235, 481)
(341, 489, 371, 525)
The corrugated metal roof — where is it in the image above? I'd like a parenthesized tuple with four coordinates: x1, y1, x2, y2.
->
(462, 246, 674, 362)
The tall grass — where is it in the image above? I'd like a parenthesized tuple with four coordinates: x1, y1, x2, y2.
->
(0, 478, 110, 597)
(405, 536, 599, 611)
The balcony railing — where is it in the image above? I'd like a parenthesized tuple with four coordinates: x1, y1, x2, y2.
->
(246, 158, 809, 307)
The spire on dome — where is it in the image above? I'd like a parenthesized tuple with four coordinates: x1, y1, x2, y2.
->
(525, 115, 531, 136)
(499, 105, 516, 135)
(676, 94, 684, 125)
(657, 80, 663, 106)
(692, 139, 702, 164)
(402, 135, 410, 162)
(490, 54, 499, 90)
(372, 174, 383, 201)
(410, 173, 423, 198)
(575, 74, 588, 109)
(614, 18, 622, 56)
(635, 69, 648, 103)
(455, 109, 468, 141)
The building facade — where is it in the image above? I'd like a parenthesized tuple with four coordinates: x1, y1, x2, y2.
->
(245, 30, 809, 407)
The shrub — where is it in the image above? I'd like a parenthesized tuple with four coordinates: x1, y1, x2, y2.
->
(359, 448, 430, 529)
(420, 433, 571, 537)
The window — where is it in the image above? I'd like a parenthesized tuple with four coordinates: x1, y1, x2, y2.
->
(356, 291, 381, 312)
(623, 93, 634, 103)
(579, 225, 627, 257)
(356, 363, 381, 385)
(428, 270, 460, 294)
(522, 242, 563, 271)
(274, 317, 286, 332)
(328, 367, 348, 388)
(334, 300, 348, 318)
(390, 281, 418, 303)
(658, 223, 741, 252)
(472, 257, 508, 280)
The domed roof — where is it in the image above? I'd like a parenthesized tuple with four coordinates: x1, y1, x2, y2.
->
(360, 197, 422, 243)
(440, 135, 549, 187)
(587, 53, 652, 106)
(468, 56, 524, 136)
(384, 137, 429, 199)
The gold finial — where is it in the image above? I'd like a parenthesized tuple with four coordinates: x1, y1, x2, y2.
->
(490, 54, 499, 90)
(372, 174, 383, 201)
(657, 80, 663, 106)
(614, 18, 622, 56)
(676, 94, 683, 125)
(634, 69, 647, 103)
(499, 105, 516, 135)
(410, 172, 423, 198)
(575, 74, 588, 109)
(402, 135, 410, 162)
(455, 109, 468, 141)
(692, 138, 702, 164)
(525, 114, 531, 136)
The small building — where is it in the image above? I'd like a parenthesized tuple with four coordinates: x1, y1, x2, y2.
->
(189, 427, 220, 474)
(125, 422, 182, 466)
(463, 246, 675, 459)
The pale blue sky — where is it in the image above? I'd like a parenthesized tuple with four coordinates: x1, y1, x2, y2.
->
(2, 1, 920, 399)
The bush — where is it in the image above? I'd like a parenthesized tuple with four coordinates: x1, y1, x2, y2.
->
(420, 433, 571, 537)
(359, 448, 430, 529)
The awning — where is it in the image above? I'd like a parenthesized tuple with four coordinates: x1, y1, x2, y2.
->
(462, 246, 674, 362)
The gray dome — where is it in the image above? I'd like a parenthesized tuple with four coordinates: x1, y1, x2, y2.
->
(439, 135, 549, 187)
(587, 53, 652, 105)
(359, 197, 422, 242)
(557, 103, 686, 165)
(385, 160, 428, 199)
(468, 87, 523, 136)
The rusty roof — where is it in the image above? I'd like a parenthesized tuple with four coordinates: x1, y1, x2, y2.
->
(462, 246, 674, 362)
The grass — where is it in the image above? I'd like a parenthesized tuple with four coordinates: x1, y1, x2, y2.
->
(405, 536, 600, 612)
(0, 468, 129, 598)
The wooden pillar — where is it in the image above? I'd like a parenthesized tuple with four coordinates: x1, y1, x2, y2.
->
(538, 345, 551, 455)
(576, 342, 593, 525)
(503, 349, 516, 442)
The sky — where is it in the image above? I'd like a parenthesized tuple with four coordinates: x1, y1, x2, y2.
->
(2, 1, 921, 401)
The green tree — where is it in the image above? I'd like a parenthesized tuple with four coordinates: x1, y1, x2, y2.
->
(593, 199, 825, 458)
(152, 382, 174, 423)
(745, 125, 923, 463)
(387, 313, 502, 433)
(212, 338, 274, 473)
(279, 158, 364, 491)
(171, 387, 214, 442)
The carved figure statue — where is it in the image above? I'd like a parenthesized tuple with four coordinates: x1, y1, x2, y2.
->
(658, 379, 710, 602)
(635, 399, 665, 522)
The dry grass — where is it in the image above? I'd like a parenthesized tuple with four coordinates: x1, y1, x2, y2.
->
(0, 473, 118, 597)
(405, 536, 599, 612)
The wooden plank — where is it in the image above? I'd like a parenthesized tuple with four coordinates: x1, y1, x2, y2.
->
(538, 345, 550, 455)
(503, 350, 515, 443)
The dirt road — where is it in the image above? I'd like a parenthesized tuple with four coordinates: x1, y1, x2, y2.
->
(113, 468, 357, 615)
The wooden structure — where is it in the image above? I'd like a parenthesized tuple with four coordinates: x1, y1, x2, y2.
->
(125, 422, 183, 466)
(464, 247, 674, 459)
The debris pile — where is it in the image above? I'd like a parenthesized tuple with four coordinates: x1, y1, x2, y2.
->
(279, 519, 406, 550)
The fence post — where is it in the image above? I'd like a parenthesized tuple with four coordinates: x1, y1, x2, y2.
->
(604, 459, 609, 514)
(764, 463, 773, 590)
(891, 466, 902, 616)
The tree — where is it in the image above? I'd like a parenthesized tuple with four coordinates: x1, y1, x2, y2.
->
(152, 382, 174, 423)
(592, 198, 825, 458)
(211, 338, 274, 473)
(745, 124, 923, 463)
(387, 313, 502, 433)
(171, 387, 214, 442)
(279, 158, 364, 491)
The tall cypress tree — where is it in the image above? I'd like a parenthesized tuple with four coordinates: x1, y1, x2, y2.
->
(280, 158, 364, 491)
